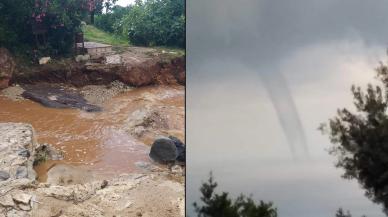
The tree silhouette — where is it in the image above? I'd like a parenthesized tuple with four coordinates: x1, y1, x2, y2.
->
(193, 173, 277, 217)
(321, 60, 388, 214)
(335, 208, 352, 217)
(334, 208, 367, 217)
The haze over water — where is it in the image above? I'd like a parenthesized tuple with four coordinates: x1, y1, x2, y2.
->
(187, 0, 388, 216)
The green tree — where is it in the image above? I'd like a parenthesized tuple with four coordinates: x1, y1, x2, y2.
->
(193, 173, 277, 217)
(95, 5, 131, 33)
(89, 0, 117, 24)
(121, 0, 185, 47)
(321, 60, 388, 214)
(0, 0, 34, 49)
(0, 0, 90, 56)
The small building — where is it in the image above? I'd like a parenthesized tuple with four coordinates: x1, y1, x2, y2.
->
(77, 42, 112, 59)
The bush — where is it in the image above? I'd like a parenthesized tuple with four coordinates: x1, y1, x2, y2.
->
(121, 0, 185, 48)
(0, 0, 34, 49)
(0, 0, 90, 57)
(95, 5, 131, 33)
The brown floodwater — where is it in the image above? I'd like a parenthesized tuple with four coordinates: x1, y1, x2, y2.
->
(0, 85, 184, 181)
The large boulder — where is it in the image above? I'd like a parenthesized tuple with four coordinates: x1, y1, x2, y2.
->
(0, 48, 15, 89)
(149, 136, 186, 164)
(0, 123, 37, 181)
(169, 136, 185, 163)
(149, 137, 178, 164)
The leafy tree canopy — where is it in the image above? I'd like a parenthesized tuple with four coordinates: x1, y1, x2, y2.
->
(0, 0, 91, 57)
(193, 173, 277, 217)
(321, 60, 388, 214)
(121, 0, 185, 47)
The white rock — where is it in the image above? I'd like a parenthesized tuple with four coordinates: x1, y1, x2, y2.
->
(0, 194, 15, 207)
(39, 57, 51, 65)
(105, 54, 122, 64)
(12, 193, 32, 204)
(75, 55, 90, 62)
(171, 165, 183, 175)
(48, 95, 58, 100)
(17, 202, 31, 211)
(6, 209, 30, 217)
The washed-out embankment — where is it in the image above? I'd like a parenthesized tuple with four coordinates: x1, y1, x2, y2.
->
(0, 47, 185, 216)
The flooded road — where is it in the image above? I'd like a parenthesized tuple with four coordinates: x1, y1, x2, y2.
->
(0, 85, 184, 181)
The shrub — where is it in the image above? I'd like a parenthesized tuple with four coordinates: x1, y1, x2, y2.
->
(0, 0, 91, 57)
(95, 5, 131, 33)
(121, 0, 185, 48)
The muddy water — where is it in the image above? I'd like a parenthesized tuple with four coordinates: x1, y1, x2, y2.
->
(0, 85, 184, 181)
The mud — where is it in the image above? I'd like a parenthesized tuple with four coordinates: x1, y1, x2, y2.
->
(0, 84, 184, 180)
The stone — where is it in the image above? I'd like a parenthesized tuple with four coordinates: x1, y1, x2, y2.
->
(39, 57, 51, 65)
(149, 137, 178, 164)
(170, 165, 183, 175)
(135, 161, 152, 171)
(17, 203, 31, 211)
(0, 195, 15, 207)
(0, 171, 10, 181)
(75, 54, 91, 62)
(40, 181, 104, 202)
(15, 166, 28, 179)
(0, 123, 36, 182)
(18, 149, 30, 158)
(105, 54, 122, 64)
(21, 84, 102, 112)
(12, 193, 32, 204)
(6, 209, 30, 217)
(168, 136, 185, 163)
(0, 48, 15, 89)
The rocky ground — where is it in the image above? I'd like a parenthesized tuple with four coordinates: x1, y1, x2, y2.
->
(80, 80, 133, 105)
(0, 123, 185, 217)
(1, 80, 133, 107)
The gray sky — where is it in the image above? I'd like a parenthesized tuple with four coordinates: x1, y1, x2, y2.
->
(187, 0, 388, 216)
(115, 0, 135, 7)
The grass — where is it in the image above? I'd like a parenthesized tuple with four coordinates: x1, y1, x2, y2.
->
(82, 25, 129, 46)
(82, 25, 185, 57)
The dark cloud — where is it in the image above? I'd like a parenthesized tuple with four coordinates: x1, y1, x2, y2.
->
(188, 0, 388, 71)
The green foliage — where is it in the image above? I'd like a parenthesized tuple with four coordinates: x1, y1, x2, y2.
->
(89, 0, 118, 24)
(0, 0, 34, 49)
(43, 0, 89, 55)
(0, 0, 89, 58)
(121, 0, 185, 47)
(193, 173, 277, 217)
(95, 5, 131, 33)
(322, 60, 388, 214)
(82, 25, 128, 46)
